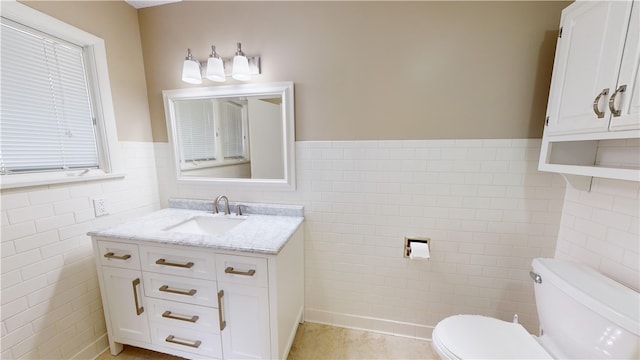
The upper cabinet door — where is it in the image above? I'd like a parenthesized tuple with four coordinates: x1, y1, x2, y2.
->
(545, 1, 633, 135)
(609, 1, 640, 131)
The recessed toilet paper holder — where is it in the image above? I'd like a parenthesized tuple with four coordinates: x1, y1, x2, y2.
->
(404, 236, 430, 258)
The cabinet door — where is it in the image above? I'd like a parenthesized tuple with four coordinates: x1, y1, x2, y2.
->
(102, 266, 150, 344)
(609, 0, 640, 131)
(219, 282, 270, 359)
(545, 1, 633, 135)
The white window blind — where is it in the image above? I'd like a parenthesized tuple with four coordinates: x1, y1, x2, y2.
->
(1, 18, 99, 174)
(220, 101, 246, 159)
(175, 99, 217, 163)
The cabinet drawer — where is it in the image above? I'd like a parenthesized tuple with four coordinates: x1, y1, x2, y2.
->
(150, 322, 222, 359)
(215, 253, 268, 287)
(143, 272, 217, 307)
(140, 245, 215, 280)
(98, 240, 140, 269)
(145, 297, 221, 333)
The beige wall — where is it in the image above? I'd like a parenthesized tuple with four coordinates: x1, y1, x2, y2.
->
(138, 1, 569, 142)
(22, 0, 154, 142)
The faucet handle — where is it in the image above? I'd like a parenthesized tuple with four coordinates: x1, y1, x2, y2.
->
(236, 204, 243, 216)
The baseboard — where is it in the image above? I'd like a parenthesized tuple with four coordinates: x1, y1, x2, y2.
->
(71, 333, 109, 360)
(304, 308, 434, 341)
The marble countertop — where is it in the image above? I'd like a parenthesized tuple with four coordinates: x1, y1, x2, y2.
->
(88, 207, 304, 255)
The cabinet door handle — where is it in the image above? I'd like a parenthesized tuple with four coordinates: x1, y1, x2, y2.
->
(165, 335, 201, 349)
(217, 290, 227, 331)
(592, 88, 609, 118)
(155, 258, 194, 268)
(225, 266, 256, 276)
(132, 278, 144, 315)
(162, 310, 199, 323)
(159, 285, 197, 296)
(104, 252, 131, 261)
(608, 85, 626, 117)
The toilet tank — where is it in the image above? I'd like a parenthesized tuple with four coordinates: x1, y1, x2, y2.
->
(531, 258, 639, 359)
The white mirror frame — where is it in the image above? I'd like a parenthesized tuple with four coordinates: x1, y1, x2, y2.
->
(163, 81, 295, 191)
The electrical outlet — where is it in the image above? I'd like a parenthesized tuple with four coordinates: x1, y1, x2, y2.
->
(93, 198, 108, 217)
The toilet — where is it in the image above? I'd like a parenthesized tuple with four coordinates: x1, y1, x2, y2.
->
(431, 258, 640, 359)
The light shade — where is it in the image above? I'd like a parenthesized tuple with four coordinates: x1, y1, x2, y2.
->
(206, 46, 225, 82)
(182, 49, 202, 84)
(231, 42, 251, 81)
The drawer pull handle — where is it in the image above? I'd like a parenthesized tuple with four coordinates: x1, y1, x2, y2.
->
(165, 335, 201, 349)
(217, 290, 227, 331)
(132, 278, 144, 315)
(225, 266, 256, 276)
(162, 310, 199, 323)
(156, 258, 194, 268)
(159, 285, 197, 296)
(104, 252, 131, 261)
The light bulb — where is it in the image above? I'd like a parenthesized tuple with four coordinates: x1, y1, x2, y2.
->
(181, 49, 202, 84)
(206, 45, 225, 82)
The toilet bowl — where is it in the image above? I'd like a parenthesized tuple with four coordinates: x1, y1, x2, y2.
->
(431, 258, 640, 359)
(431, 315, 551, 359)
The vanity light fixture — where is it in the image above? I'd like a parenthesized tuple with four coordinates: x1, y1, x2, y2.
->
(181, 42, 260, 84)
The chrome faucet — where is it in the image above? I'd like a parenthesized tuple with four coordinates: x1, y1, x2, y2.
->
(214, 195, 230, 215)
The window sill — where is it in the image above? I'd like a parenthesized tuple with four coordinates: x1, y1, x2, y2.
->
(180, 158, 249, 171)
(0, 170, 126, 190)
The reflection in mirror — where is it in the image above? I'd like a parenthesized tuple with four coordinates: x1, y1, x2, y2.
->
(163, 82, 295, 190)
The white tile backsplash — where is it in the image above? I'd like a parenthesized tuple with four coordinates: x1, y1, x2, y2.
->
(157, 139, 566, 337)
(0, 141, 160, 359)
(556, 177, 640, 290)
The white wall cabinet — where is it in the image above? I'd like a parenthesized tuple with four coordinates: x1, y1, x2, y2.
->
(539, 0, 640, 186)
(92, 225, 304, 360)
(545, 0, 638, 134)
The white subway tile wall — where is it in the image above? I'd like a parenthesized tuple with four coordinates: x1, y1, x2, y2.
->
(555, 177, 640, 291)
(155, 139, 566, 338)
(1, 142, 160, 359)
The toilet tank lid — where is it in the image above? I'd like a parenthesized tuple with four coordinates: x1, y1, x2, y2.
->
(533, 258, 639, 336)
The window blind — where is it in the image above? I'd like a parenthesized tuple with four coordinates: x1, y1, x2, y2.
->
(175, 99, 217, 163)
(0, 19, 99, 174)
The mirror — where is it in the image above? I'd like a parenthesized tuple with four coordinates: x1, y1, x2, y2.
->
(163, 82, 295, 190)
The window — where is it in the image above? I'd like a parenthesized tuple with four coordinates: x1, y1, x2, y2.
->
(0, 2, 121, 189)
(175, 99, 217, 164)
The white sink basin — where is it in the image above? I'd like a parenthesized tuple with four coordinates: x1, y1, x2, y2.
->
(164, 215, 246, 236)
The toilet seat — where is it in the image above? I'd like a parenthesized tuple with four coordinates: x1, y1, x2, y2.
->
(432, 315, 553, 359)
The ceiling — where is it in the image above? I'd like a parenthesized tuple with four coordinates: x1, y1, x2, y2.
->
(125, 0, 181, 9)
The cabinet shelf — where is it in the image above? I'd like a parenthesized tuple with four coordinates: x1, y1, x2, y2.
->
(539, 134, 639, 188)
(539, 163, 639, 182)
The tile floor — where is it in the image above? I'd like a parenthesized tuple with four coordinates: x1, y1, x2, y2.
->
(96, 322, 436, 359)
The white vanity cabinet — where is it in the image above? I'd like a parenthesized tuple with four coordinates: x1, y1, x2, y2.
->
(92, 223, 304, 360)
(216, 254, 271, 359)
(539, 0, 640, 185)
(96, 241, 150, 346)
